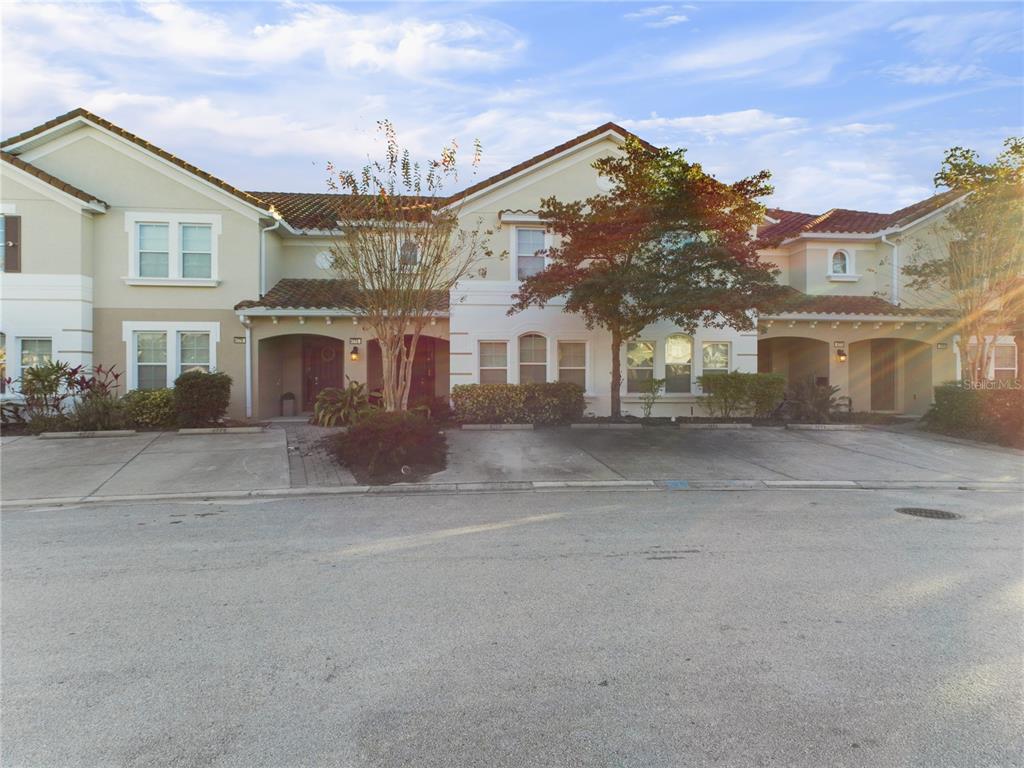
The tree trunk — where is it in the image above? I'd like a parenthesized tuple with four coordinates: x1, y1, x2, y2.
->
(610, 326, 623, 419)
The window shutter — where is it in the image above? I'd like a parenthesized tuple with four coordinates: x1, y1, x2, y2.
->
(4, 216, 21, 273)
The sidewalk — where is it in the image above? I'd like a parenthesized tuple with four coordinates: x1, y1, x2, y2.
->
(2, 423, 1021, 507)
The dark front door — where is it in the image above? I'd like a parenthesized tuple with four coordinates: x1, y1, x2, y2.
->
(408, 335, 435, 402)
(302, 336, 345, 410)
(870, 339, 897, 411)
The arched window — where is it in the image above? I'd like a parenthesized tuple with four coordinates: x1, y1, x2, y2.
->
(519, 334, 547, 383)
(831, 250, 849, 275)
(665, 334, 692, 393)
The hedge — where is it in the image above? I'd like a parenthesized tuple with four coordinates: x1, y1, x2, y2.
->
(696, 372, 786, 418)
(926, 383, 1024, 447)
(121, 388, 177, 429)
(173, 370, 232, 427)
(452, 382, 585, 425)
(330, 410, 446, 478)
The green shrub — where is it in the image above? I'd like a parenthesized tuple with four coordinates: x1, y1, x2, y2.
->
(331, 410, 446, 478)
(313, 379, 371, 426)
(121, 388, 177, 429)
(173, 370, 232, 427)
(786, 377, 842, 423)
(451, 382, 585, 424)
(746, 373, 786, 418)
(68, 364, 125, 431)
(926, 383, 1023, 447)
(698, 372, 750, 418)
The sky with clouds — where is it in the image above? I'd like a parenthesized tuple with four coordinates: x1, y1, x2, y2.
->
(3, 1, 1021, 213)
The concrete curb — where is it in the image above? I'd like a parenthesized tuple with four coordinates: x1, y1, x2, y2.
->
(4, 478, 1021, 509)
(570, 423, 643, 430)
(177, 427, 267, 434)
(460, 424, 534, 431)
(37, 430, 139, 439)
(786, 424, 864, 431)
(679, 423, 752, 430)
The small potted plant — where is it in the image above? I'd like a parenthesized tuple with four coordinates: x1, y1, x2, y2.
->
(280, 391, 296, 418)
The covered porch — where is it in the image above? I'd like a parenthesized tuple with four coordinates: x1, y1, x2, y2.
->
(236, 279, 450, 419)
(759, 314, 957, 416)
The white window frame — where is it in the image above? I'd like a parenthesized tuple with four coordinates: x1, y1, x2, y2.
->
(121, 321, 220, 390)
(556, 339, 589, 392)
(625, 339, 656, 394)
(700, 341, 732, 378)
(511, 226, 550, 282)
(827, 247, 859, 282)
(993, 342, 1018, 381)
(18, 337, 53, 369)
(124, 212, 222, 286)
(478, 340, 509, 385)
(664, 333, 694, 394)
(518, 332, 549, 384)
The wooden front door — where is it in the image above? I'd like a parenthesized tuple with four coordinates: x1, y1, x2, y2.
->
(302, 337, 345, 410)
(870, 339, 897, 411)
(409, 335, 436, 402)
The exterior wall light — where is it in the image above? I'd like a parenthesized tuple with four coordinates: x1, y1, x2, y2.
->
(836, 349, 848, 363)
(350, 346, 360, 362)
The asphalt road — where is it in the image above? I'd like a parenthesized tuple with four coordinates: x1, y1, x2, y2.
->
(2, 489, 1022, 767)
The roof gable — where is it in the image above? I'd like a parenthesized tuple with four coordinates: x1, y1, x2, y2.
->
(2, 108, 271, 216)
(1, 151, 107, 211)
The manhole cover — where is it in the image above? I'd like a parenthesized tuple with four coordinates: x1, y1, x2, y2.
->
(896, 507, 961, 520)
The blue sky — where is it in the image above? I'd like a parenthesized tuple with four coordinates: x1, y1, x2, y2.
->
(3, 1, 1021, 212)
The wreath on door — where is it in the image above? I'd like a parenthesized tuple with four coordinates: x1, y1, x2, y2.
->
(321, 346, 337, 363)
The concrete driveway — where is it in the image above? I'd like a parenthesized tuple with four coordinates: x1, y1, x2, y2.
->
(435, 426, 1024, 485)
(0, 431, 291, 501)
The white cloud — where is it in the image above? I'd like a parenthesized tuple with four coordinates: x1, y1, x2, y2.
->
(826, 123, 894, 136)
(3, 2, 525, 77)
(624, 110, 805, 138)
(647, 15, 689, 28)
(890, 12, 1022, 57)
(882, 63, 987, 85)
(624, 5, 673, 19)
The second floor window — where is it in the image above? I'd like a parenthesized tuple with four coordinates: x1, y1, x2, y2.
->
(516, 228, 546, 280)
(127, 213, 219, 282)
(830, 249, 850, 275)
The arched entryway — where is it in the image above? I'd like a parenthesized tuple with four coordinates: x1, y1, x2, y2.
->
(367, 334, 450, 405)
(257, 333, 345, 417)
(757, 336, 831, 387)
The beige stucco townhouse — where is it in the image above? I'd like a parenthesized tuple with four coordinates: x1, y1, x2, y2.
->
(0, 109, 1016, 420)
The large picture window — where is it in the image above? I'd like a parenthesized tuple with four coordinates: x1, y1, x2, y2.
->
(558, 342, 586, 389)
(479, 341, 508, 384)
(519, 334, 547, 383)
(626, 340, 654, 393)
(665, 334, 692, 393)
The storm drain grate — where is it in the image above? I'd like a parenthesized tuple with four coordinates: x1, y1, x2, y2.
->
(896, 507, 961, 520)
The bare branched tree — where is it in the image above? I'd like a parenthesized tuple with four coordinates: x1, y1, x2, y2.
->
(325, 121, 492, 411)
(902, 138, 1024, 386)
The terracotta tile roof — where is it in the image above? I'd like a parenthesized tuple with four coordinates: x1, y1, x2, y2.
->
(234, 278, 450, 313)
(2, 151, 108, 208)
(765, 287, 953, 318)
(2, 108, 270, 214)
(760, 208, 818, 242)
(248, 191, 434, 230)
(760, 190, 963, 242)
(444, 122, 655, 206)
